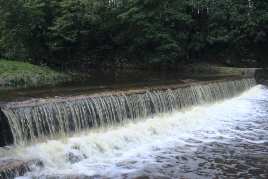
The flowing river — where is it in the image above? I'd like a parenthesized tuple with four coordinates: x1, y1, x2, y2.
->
(1, 78, 268, 178)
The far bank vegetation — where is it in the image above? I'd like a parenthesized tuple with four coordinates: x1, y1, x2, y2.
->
(0, 0, 267, 70)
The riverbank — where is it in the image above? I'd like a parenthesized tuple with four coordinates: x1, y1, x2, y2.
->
(0, 59, 72, 88)
(191, 63, 247, 76)
(0, 58, 262, 90)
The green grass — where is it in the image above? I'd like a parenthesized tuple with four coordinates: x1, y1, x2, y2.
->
(0, 59, 71, 87)
(192, 63, 247, 76)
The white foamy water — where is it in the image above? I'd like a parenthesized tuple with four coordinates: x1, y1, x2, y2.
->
(2, 85, 268, 178)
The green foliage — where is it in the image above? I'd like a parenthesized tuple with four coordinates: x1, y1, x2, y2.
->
(0, 0, 267, 69)
(115, 0, 197, 67)
(0, 0, 47, 62)
(206, 0, 268, 56)
(192, 63, 246, 76)
(45, 0, 119, 66)
(0, 59, 71, 87)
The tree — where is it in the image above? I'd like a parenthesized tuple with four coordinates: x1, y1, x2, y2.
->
(0, 0, 46, 62)
(206, 0, 268, 63)
(115, 0, 192, 68)
(0, 0, 267, 69)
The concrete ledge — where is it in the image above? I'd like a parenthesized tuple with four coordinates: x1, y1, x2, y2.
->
(0, 77, 253, 148)
(1, 77, 245, 109)
(0, 77, 258, 178)
(244, 68, 264, 84)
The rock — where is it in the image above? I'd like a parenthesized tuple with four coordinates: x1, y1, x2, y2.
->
(244, 68, 264, 84)
(0, 159, 43, 179)
(0, 111, 14, 147)
(0, 160, 29, 179)
(261, 80, 268, 86)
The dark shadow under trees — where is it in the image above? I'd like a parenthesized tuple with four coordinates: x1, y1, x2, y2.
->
(0, 0, 267, 70)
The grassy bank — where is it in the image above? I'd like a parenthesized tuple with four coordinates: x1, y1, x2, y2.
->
(0, 59, 72, 88)
(192, 63, 247, 76)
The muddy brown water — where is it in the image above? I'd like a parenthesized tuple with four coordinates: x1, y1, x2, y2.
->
(1, 69, 267, 179)
(9, 84, 266, 179)
(0, 69, 241, 103)
(40, 85, 267, 179)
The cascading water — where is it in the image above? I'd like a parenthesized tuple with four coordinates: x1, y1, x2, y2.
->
(1, 77, 256, 146)
(1, 76, 268, 179)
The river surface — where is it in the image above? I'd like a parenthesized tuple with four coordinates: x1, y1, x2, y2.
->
(0, 69, 240, 103)
(0, 83, 268, 178)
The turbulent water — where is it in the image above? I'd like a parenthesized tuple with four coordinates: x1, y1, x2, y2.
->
(2, 78, 255, 146)
(0, 84, 268, 178)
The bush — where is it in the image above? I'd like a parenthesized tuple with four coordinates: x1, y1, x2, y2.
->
(0, 59, 72, 88)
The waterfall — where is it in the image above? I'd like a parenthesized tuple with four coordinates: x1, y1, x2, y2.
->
(0, 77, 256, 146)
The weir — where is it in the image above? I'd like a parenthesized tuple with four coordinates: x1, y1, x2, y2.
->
(0, 77, 257, 147)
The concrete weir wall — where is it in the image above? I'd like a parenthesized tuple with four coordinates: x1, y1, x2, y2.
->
(0, 68, 264, 178)
(244, 68, 265, 84)
(0, 76, 259, 147)
(0, 68, 265, 147)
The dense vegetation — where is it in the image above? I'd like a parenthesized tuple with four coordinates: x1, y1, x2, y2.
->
(0, 0, 267, 69)
(192, 63, 247, 76)
(0, 59, 71, 87)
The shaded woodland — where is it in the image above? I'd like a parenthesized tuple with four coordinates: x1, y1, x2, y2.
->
(0, 0, 267, 69)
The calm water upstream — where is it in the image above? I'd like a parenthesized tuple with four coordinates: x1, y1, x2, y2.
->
(0, 69, 267, 179)
(0, 69, 240, 103)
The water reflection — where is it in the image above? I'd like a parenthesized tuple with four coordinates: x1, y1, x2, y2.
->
(0, 68, 242, 103)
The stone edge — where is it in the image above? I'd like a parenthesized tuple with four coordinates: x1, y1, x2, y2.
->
(244, 68, 265, 84)
(0, 70, 264, 178)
